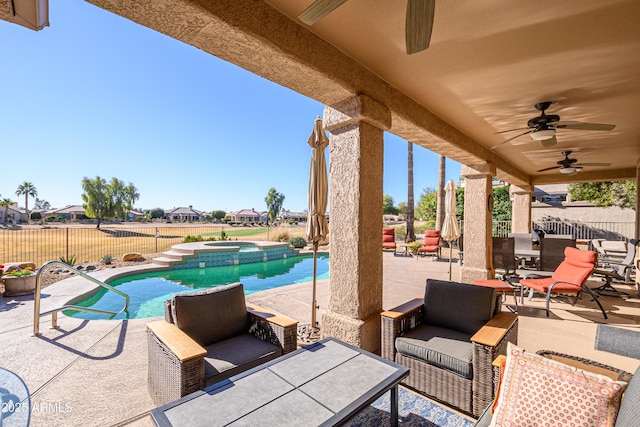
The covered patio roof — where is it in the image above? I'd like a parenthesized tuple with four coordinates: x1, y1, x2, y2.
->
(85, 0, 640, 186)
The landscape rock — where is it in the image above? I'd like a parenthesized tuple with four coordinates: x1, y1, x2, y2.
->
(123, 252, 143, 262)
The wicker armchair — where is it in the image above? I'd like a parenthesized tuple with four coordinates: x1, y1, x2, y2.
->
(147, 283, 298, 405)
(381, 279, 518, 417)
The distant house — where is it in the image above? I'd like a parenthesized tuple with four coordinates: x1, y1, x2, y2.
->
(0, 203, 24, 224)
(49, 205, 87, 221)
(165, 206, 206, 222)
(227, 208, 268, 223)
(280, 211, 309, 222)
(47, 205, 148, 222)
(128, 209, 146, 221)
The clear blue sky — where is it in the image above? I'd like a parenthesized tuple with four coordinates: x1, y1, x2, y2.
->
(0, 0, 461, 213)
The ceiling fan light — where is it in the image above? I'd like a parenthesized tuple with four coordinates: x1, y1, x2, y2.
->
(530, 129, 556, 140)
(559, 166, 577, 174)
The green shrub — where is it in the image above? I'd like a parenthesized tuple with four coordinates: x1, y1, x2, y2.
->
(288, 237, 307, 248)
(60, 255, 77, 266)
(183, 235, 204, 243)
(101, 255, 113, 265)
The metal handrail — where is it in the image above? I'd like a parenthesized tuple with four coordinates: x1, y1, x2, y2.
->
(33, 260, 130, 336)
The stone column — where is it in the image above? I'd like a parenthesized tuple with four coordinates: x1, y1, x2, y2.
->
(510, 184, 533, 234)
(634, 165, 640, 296)
(461, 163, 496, 283)
(322, 94, 390, 353)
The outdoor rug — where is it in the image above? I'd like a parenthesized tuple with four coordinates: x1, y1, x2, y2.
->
(345, 387, 475, 427)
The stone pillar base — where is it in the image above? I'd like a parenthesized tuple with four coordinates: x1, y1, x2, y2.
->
(322, 311, 381, 354)
(461, 267, 495, 284)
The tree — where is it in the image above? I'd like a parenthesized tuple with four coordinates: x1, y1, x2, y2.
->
(34, 198, 51, 210)
(492, 185, 512, 222)
(81, 176, 113, 228)
(0, 198, 13, 224)
(397, 201, 408, 216)
(406, 141, 416, 242)
(416, 188, 437, 225)
(16, 181, 37, 223)
(569, 181, 636, 209)
(211, 210, 227, 221)
(383, 195, 399, 215)
(124, 183, 140, 219)
(147, 208, 165, 219)
(264, 188, 285, 226)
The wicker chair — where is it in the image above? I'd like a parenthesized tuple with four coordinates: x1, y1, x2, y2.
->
(381, 279, 518, 417)
(147, 283, 298, 405)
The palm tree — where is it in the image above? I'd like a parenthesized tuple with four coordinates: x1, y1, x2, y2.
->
(15, 182, 37, 224)
(435, 155, 446, 231)
(0, 198, 13, 224)
(406, 141, 416, 242)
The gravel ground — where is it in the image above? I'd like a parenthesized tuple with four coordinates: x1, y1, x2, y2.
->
(39, 254, 161, 288)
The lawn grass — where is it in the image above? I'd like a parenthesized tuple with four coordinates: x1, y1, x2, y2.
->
(1, 224, 308, 267)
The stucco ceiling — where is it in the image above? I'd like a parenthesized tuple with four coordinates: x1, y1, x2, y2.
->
(262, 0, 640, 184)
(17, 0, 637, 186)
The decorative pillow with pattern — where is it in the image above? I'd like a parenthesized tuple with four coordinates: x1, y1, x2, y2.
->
(490, 343, 628, 427)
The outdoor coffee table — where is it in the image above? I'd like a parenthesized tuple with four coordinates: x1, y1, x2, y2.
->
(151, 337, 409, 427)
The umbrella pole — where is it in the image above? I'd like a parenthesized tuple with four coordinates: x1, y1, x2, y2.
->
(449, 242, 453, 281)
(311, 241, 318, 330)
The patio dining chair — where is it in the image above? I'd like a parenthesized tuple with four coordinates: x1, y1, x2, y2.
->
(592, 239, 638, 297)
(146, 283, 298, 405)
(538, 237, 576, 271)
(518, 247, 606, 319)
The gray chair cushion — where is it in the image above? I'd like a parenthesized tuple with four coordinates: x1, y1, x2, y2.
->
(423, 279, 496, 335)
(595, 325, 640, 359)
(171, 282, 248, 347)
(395, 324, 474, 378)
(203, 333, 282, 386)
(615, 366, 640, 427)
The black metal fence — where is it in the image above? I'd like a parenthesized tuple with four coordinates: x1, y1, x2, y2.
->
(0, 225, 295, 267)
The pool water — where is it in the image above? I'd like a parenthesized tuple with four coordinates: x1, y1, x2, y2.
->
(66, 253, 329, 320)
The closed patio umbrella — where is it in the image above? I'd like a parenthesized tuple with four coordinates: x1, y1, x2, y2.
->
(305, 116, 329, 340)
(441, 179, 461, 280)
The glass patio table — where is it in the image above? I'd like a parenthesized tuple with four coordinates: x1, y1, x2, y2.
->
(151, 337, 409, 427)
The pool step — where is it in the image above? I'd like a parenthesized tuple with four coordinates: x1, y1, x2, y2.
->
(152, 250, 195, 267)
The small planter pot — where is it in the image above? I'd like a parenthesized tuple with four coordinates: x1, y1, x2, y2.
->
(2, 274, 37, 296)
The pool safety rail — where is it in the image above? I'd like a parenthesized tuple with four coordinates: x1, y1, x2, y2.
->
(32, 260, 130, 336)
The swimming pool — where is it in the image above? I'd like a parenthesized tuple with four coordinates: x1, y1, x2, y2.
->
(65, 253, 329, 320)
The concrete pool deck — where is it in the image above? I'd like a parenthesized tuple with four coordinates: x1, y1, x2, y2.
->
(1, 251, 640, 426)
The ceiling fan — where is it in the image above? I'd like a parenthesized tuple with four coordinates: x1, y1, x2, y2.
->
(492, 101, 616, 150)
(298, 0, 435, 54)
(536, 151, 611, 176)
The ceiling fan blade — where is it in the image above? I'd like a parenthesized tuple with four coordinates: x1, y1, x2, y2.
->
(406, 0, 435, 54)
(573, 162, 612, 167)
(540, 135, 557, 147)
(494, 127, 531, 135)
(551, 121, 616, 131)
(536, 166, 560, 172)
(299, 0, 349, 25)
(491, 129, 533, 149)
